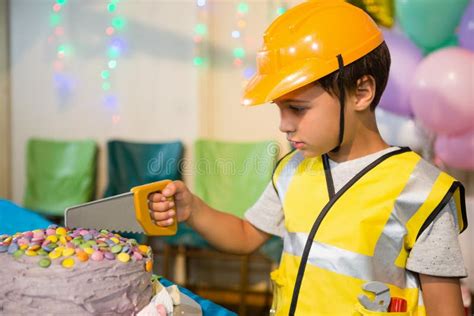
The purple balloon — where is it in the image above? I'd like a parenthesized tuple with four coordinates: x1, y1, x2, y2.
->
(435, 129, 474, 170)
(379, 29, 423, 117)
(410, 47, 474, 135)
(459, 0, 474, 51)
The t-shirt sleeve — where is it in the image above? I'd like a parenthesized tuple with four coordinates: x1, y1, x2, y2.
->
(406, 197, 467, 278)
(244, 182, 285, 237)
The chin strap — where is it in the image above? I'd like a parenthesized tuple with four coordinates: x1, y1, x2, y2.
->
(331, 54, 345, 153)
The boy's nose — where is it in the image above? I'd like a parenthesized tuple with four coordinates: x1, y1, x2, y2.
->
(279, 114, 296, 134)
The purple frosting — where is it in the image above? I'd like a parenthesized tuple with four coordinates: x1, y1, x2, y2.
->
(0, 252, 152, 315)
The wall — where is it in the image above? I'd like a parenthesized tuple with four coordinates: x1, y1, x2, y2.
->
(10, 1, 200, 202)
(0, 0, 11, 199)
(9, 1, 289, 203)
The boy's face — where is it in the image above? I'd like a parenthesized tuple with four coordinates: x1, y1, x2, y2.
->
(274, 83, 341, 158)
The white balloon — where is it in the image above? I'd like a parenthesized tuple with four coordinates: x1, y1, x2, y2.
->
(375, 108, 431, 154)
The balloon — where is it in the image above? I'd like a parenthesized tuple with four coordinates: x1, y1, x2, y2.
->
(459, 0, 474, 51)
(434, 129, 474, 170)
(396, 0, 469, 53)
(348, 0, 395, 28)
(375, 108, 429, 153)
(410, 47, 474, 136)
(379, 29, 423, 117)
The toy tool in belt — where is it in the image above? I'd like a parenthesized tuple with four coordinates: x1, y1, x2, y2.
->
(358, 281, 391, 312)
(65, 180, 177, 236)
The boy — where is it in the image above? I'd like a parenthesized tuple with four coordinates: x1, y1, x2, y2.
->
(149, 1, 467, 315)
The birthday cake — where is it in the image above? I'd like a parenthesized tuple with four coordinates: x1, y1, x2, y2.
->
(0, 225, 154, 315)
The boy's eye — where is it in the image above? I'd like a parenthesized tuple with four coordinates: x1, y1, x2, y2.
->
(289, 105, 307, 113)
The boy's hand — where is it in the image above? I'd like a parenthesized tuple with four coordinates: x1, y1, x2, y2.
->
(148, 180, 194, 227)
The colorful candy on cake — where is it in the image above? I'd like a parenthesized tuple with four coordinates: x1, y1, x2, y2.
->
(0, 225, 154, 315)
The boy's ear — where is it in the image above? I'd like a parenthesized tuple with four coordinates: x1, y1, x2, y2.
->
(354, 75, 376, 111)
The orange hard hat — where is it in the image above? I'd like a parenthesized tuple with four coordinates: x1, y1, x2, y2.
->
(242, 0, 384, 106)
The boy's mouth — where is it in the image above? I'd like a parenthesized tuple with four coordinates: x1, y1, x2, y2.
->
(290, 141, 305, 149)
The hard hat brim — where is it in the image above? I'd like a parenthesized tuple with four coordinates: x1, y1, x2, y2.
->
(241, 32, 384, 107)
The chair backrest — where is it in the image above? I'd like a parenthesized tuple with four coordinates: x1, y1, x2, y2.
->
(24, 138, 97, 216)
(104, 139, 184, 197)
(194, 139, 279, 218)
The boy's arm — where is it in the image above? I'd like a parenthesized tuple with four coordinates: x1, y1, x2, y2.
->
(149, 180, 271, 255)
(419, 274, 465, 316)
(187, 195, 271, 254)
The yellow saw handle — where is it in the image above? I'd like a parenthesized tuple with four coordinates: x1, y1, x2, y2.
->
(131, 180, 177, 236)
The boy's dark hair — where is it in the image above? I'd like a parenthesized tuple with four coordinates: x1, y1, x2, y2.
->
(317, 41, 391, 110)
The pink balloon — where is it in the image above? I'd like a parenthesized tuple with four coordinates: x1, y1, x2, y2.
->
(410, 47, 474, 135)
(379, 29, 423, 117)
(435, 129, 474, 170)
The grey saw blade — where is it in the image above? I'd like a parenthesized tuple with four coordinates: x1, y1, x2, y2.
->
(64, 192, 145, 234)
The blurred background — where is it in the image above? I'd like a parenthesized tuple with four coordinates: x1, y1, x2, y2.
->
(0, 0, 473, 314)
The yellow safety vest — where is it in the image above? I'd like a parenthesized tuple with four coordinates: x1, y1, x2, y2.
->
(271, 147, 466, 316)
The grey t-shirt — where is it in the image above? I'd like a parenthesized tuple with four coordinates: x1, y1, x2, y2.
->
(245, 147, 467, 277)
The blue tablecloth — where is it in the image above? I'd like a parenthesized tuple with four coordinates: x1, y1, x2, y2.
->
(0, 199, 53, 235)
(160, 278, 236, 316)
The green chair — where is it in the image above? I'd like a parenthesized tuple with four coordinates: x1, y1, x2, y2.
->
(103, 139, 184, 243)
(166, 139, 280, 246)
(103, 139, 184, 196)
(23, 138, 97, 218)
(170, 139, 280, 315)
(194, 139, 279, 218)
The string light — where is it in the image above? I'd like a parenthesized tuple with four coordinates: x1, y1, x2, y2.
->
(105, 26, 115, 36)
(193, 57, 205, 66)
(276, 0, 289, 17)
(54, 26, 64, 36)
(237, 2, 249, 14)
(233, 58, 243, 67)
(101, 70, 110, 80)
(102, 82, 111, 91)
(49, 0, 75, 106)
(233, 47, 245, 59)
(104, 95, 118, 109)
(108, 60, 117, 69)
(108, 3, 117, 13)
(102, 0, 127, 121)
(112, 17, 126, 30)
(195, 24, 207, 36)
(112, 115, 121, 124)
(231, 1, 256, 86)
(232, 2, 249, 70)
(50, 13, 61, 27)
(243, 66, 255, 79)
(193, 0, 208, 67)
